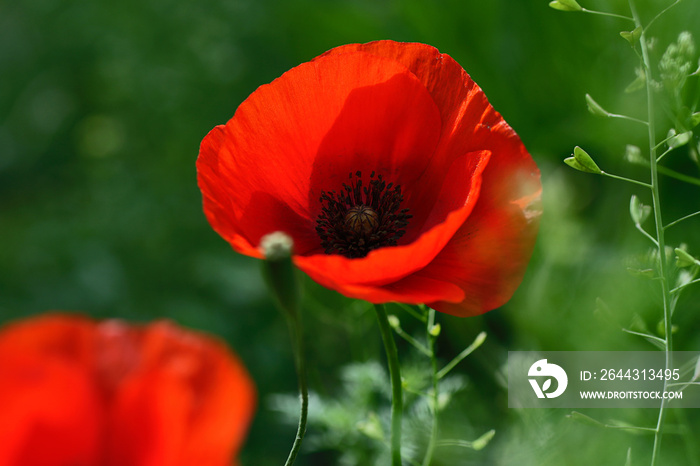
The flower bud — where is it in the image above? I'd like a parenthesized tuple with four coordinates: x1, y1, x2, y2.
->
(564, 146, 602, 174)
(548, 0, 582, 12)
(675, 248, 698, 268)
(260, 232, 300, 317)
(629, 195, 651, 226)
(585, 94, 610, 117)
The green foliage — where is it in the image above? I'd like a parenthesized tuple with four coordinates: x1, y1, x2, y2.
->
(565, 146, 602, 174)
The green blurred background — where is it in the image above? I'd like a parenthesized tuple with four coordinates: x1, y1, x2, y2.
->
(2, 0, 699, 464)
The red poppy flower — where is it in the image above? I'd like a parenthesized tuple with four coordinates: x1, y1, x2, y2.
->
(198, 40, 541, 317)
(0, 313, 256, 466)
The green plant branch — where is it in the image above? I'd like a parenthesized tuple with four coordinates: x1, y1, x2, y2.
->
(437, 332, 487, 380)
(374, 304, 403, 466)
(643, 0, 683, 33)
(628, 1, 674, 464)
(635, 224, 660, 247)
(665, 210, 700, 230)
(601, 171, 653, 188)
(582, 8, 634, 22)
(421, 308, 439, 466)
(671, 277, 700, 294)
(657, 166, 700, 187)
(622, 328, 668, 348)
(395, 302, 428, 323)
(390, 318, 431, 357)
(656, 147, 675, 163)
(284, 313, 309, 466)
(609, 112, 649, 125)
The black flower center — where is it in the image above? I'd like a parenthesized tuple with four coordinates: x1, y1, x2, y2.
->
(316, 171, 411, 258)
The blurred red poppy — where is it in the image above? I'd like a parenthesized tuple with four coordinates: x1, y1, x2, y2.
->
(198, 40, 541, 317)
(0, 313, 256, 466)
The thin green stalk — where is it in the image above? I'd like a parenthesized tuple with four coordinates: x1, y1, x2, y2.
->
(629, 2, 674, 464)
(671, 277, 700, 294)
(665, 210, 700, 230)
(421, 309, 439, 466)
(657, 166, 700, 188)
(375, 304, 403, 466)
(284, 313, 309, 466)
(609, 112, 649, 126)
(437, 332, 487, 380)
(582, 8, 634, 22)
(259, 233, 308, 466)
(601, 171, 652, 188)
(643, 0, 682, 33)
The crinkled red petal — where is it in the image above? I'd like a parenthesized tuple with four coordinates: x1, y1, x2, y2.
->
(198, 51, 443, 259)
(316, 41, 542, 313)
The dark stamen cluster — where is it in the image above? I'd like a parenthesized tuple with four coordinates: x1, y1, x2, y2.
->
(316, 171, 411, 258)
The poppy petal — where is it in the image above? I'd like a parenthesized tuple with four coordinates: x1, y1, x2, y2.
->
(104, 321, 256, 466)
(0, 316, 102, 466)
(317, 41, 542, 312)
(200, 41, 541, 315)
(295, 149, 490, 286)
(198, 51, 442, 258)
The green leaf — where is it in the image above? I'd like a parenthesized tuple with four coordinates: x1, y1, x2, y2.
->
(690, 112, 700, 128)
(585, 94, 609, 117)
(691, 355, 700, 382)
(470, 429, 496, 451)
(607, 419, 655, 435)
(437, 430, 496, 451)
(629, 195, 651, 226)
(629, 313, 650, 333)
(357, 412, 385, 441)
(668, 131, 693, 149)
(656, 320, 678, 338)
(625, 68, 646, 93)
(625, 448, 632, 466)
(549, 0, 582, 12)
(565, 146, 602, 174)
(624, 144, 645, 165)
(567, 411, 604, 427)
(593, 297, 619, 327)
(626, 267, 656, 279)
(675, 247, 699, 267)
(620, 26, 642, 45)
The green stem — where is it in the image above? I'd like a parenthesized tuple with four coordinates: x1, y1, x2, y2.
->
(671, 277, 700, 294)
(601, 171, 652, 188)
(437, 332, 487, 380)
(582, 8, 634, 22)
(643, 0, 683, 33)
(284, 313, 309, 466)
(665, 210, 700, 230)
(259, 235, 308, 466)
(609, 112, 649, 126)
(375, 304, 403, 466)
(656, 166, 700, 188)
(422, 309, 439, 466)
(629, 1, 673, 464)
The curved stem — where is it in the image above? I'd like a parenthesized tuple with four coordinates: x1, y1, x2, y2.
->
(644, 0, 682, 33)
(582, 8, 634, 22)
(665, 210, 700, 230)
(609, 112, 649, 126)
(422, 308, 439, 466)
(374, 304, 403, 466)
(284, 313, 309, 466)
